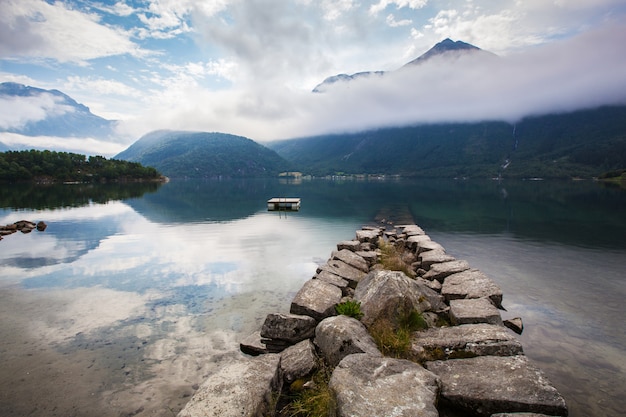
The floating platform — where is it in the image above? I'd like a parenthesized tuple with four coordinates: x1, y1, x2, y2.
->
(267, 198, 301, 211)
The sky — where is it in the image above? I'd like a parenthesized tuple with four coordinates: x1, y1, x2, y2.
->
(1, 0, 626, 156)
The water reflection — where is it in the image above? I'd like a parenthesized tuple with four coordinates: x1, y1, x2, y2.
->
(0, 178, 624, 417)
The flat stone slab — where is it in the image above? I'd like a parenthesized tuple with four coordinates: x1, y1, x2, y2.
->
(419, 249, 456, 269)
(290, 279, 342, 321)
(442, 269, 504, 309)
(406, 234, 432, 251)
(410, 324, 523, 362)
(337, 240, 360, 251)
(355, 250, 378, 267)
(332, 249, 369, 272)
(425, 355, 568, 417)
(315, 315, 381, 367)
(491, 413, 562, 417)
(418, 240, 446, 254)
(449, 298, 503, 326)
(330, 353, 440, 417)
(422, 260, 470, 282)
(400, 224, 426, 236)
(239, 331, 268, 356)
(315, 270, 350, 291)
(355, 229, 381, 244)
(178, 354, 282, 417)
(317, 259, 367, 288)
(260, 312, 316, 343)
(280, 339, 318, 384)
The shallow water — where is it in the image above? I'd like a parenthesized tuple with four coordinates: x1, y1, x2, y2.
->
(0, 178, 624, 417)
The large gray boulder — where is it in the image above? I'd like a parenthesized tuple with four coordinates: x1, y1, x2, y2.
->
(449, 298, 503, 326)
(410, 324, 523, 362)
(317, 259, 367, 288)
(290, 279, 342, 321)
(280, 339, 318, 384)
(425, 355, 568, 417)
(354, 270, 445, 328)
(330, 353, 440, 417)
(314, 315, 381, 367)
(406, 234, 432, 251)
(332, 249, 369, 273)
(177, 354, 282, 417)
(260, 313, 317, 344)
(442, 269, 504, 309)
(422, 259, 471, 282)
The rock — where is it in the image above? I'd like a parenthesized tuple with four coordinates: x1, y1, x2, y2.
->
(177, 354, 282, 417)
(422, 260, 471, 282)
(290, 279, 342, 321)
(355, 250, 378, 267)
(314, 315, 380, 367)
(491, 413, 562, 417)
(260, 313, 317, 344)
(419, 249, 456, 269)
(442, 269, 504, 309)
(280, 339, 318, 384)
(36, 221, 47, 231)
(354, 270, 446, 328)
(317, 259, 367, 288)
(504, 317, 524, 335)
(314, 270, 350, 293)
(337, 240, 360, 251)
(330, 353, 440, 417)
(449, 298, 503, 326)
(410, 324, 523, 362)
(240, 331, 269, 356)
(417, 240, 446, 254)
(355, 229, 381, 244)
(400, 224, 426, 236)
(425, 355, 568, 417)
(406, 234, 432, 251)
(332, 249, 369, 273)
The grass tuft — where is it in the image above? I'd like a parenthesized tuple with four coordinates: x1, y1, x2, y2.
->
(282, 362, 336, 417)
(378, 240, 415, 278)
(335, 299, 363, 320)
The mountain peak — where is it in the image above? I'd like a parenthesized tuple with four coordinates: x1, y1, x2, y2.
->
(404, 38, 483, 66)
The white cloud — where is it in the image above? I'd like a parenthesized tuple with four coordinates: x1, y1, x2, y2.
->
(0, 94, 74, 130)
(371, 0, 428, 15)
(0, 132, 127, 156)
(386, 13, 413, 27)
(0, 0, 148, 63)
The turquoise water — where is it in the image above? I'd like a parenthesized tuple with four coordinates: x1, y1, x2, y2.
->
(0, 178, 624, 416)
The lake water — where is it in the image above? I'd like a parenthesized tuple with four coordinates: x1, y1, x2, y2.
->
(0, 178, 624, 417)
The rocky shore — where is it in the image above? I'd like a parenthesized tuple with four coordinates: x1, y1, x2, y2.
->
(179, 224, 568, 417)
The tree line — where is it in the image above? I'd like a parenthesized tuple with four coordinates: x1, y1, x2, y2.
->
(0, 150, 162, 182)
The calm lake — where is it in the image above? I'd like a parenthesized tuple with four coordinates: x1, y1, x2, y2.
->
(0, 178, 624, 417)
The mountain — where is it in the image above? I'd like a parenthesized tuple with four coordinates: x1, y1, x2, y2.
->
(115, 130, 292, 178)
(267, 106, 626, 179)
(313, 38, 490, 92)
(0, 82, 117, 139)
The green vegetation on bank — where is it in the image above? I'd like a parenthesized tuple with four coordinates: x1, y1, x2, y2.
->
(0, 150, 163, 183)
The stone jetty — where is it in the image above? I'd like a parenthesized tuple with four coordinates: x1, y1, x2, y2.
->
(179, 224, 568, 417)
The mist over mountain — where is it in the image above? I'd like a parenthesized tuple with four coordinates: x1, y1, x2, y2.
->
(268, 106, 626, 179)
(0, 82, 118, 139)
(115, 130, 292, 178)
(313, 38, 492, 93)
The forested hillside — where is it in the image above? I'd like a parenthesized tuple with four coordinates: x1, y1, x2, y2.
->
(115, 131, 292, 178)
(0, 150, 162, 183)
(268, 106, 626, 178)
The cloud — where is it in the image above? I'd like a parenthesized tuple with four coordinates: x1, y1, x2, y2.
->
(0, 93, 75, 130)
(0, 132, 127, 157)
(370, 0, 429, 15)
(0, 0, 147, 63)
(119, 19, 626, 142)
